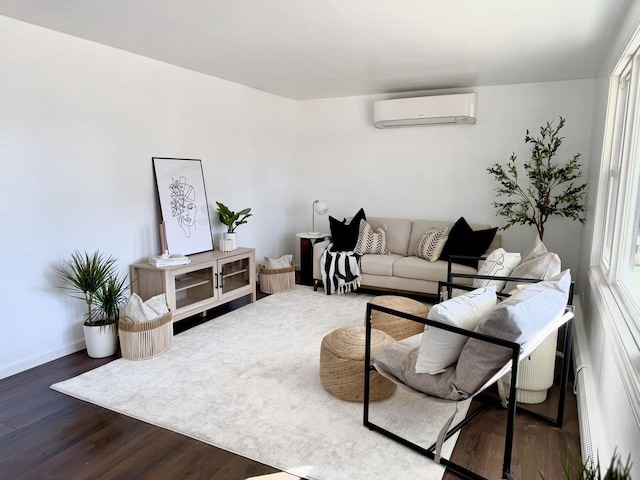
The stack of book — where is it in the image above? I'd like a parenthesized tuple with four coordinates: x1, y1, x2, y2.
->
(148, 254, 191, 267)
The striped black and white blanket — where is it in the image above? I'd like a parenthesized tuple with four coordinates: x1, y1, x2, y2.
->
(320, 243, 361, 295)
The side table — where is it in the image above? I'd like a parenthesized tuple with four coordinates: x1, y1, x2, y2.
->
(296, 232, 330, 286)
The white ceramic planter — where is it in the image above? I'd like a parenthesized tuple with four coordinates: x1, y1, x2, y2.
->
(223, 232, 237, 250)
(83, 323, 118, 358)
(501, 330, 558, 404)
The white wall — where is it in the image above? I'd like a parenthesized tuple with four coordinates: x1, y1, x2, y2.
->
(0, 16, 296, 378)
(293, 81, 595, 279)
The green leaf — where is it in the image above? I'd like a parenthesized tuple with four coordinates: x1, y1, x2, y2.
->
(487, 117, 586, 240)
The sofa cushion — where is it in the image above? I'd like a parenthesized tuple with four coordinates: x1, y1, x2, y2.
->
(354, 220, 390, 255)
(416, 227, 449, 261)
(360, 253, 403, 276)
(329, 208, 366, 251)
(392, 256, 476, 284)
(408, 219, 499, 258)
(355, 217, 412, 256)
(440, 217, 498, 268)
(408, 220, 454, 257)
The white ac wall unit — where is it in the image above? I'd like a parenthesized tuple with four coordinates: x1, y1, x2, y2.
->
(373, 93, 477, 128)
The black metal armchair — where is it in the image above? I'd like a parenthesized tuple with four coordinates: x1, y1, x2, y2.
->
(363, 280, 575, 480)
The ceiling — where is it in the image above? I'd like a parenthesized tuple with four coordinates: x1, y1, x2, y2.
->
(0, 0, 630, 100)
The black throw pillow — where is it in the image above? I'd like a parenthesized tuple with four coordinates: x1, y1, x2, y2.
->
(329, 208, 366, 251)
(440, 217, 498, 268)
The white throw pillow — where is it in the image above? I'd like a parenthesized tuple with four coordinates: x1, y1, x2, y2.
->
(354, 220, 390, 255)
(264, 254, 293, 269)
(473, 248, 521, 291)
(415, 286, 497, 374)
(124, 293, 169, 323)
(416, 227, 449, 262)
(503, 236, 561, 293)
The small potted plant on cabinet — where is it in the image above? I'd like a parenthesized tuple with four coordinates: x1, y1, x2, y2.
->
(216, 201, 252, 250)
(57, 250, 128, 358)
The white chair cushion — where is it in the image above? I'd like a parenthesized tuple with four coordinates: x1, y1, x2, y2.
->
(415, 286, 497, 374)
(472, 248, 521, 291)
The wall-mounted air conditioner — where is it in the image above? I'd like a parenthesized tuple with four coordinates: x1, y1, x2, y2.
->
(373, 93, 477, 128)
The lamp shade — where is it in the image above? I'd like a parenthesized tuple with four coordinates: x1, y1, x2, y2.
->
(310, 200, 329, 235)
(314, 201, 328, 215)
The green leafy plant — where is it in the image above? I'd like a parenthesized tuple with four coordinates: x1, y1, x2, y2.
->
(216, 201, 252, 233)
(487, 117, 587, 240)
(90, 274, 128, 328)
(537, 450, 632, 480)
(57, 250, 118, 326)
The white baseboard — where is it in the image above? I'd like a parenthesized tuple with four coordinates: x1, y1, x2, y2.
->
(0, 338, 86, 380)
(572, 300, 598, 465)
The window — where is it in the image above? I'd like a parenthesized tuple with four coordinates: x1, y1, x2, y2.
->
(600, 54, 640, 334)
(592, 25, 640, 419)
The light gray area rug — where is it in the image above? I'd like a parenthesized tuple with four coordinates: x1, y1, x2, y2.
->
(52, 286, 469, 480)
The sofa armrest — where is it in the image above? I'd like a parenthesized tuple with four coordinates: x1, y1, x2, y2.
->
(312, 239, 331, 281)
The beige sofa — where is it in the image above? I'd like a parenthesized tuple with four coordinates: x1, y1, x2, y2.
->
(312, 217, 501, 296)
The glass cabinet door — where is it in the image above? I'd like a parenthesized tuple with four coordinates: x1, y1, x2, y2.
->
(219, 256, 251, 297)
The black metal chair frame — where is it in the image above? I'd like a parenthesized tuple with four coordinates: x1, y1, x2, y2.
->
(363, 280, 574, 480)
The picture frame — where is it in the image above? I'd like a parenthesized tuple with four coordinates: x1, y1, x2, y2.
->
(152, 157, 214, 255)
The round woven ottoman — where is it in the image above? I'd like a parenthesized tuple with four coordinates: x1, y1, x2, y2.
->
(319, 326, 396, 402)
(368, 295, 430, 340)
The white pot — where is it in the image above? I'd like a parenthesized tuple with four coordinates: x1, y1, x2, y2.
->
(83, 323, 118, 358)
(223, 232, 237, 250)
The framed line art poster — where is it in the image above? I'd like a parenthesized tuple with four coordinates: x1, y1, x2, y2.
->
(152, 157, 214, 255)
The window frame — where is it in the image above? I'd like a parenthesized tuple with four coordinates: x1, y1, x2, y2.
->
(590, 32, 640, 424)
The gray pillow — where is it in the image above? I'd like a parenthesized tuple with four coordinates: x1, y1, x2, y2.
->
(453, 270, 571, 397)
(503, 251, 561, 293)
(373, 334, 460, 400)
(374, 270, 571, 401)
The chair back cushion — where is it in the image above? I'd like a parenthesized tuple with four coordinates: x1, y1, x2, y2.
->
(453, 270, 571, 397)
(415, 286, 497, 375)
(373, 270, 571, 401)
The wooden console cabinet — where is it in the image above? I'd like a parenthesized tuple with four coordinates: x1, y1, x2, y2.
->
(130, 247, 256, 322)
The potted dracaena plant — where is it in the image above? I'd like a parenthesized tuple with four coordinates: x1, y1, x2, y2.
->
(216, 201, 252, 250)
(57, 250, 128, 358)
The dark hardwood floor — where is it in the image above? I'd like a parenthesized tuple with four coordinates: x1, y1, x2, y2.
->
(0, 284, 580, 480)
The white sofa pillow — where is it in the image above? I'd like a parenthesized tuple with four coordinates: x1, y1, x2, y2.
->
(473, 248, 521, 291)
(415, 286, 497, 374)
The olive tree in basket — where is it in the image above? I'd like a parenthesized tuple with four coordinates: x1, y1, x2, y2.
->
(487, 117, 587, 241)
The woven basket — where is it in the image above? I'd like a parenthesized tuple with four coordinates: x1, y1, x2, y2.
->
(259, 264, 295, 293)
(118, 311, 173, 360)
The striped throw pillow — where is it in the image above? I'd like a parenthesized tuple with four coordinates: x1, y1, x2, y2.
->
(354, 220, 390, 255)
(416, 227, 449, 262)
